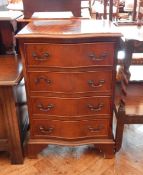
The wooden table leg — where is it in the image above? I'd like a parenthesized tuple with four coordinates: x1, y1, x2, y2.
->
(1, 86, 23, 164)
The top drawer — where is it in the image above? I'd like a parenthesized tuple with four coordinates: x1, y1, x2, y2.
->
(24, 43, 115, 67)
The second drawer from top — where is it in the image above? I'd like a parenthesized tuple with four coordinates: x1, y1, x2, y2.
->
(27, 70, 113, 94)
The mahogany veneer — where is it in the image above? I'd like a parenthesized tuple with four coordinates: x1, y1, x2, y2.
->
(16, 19, 122, 158)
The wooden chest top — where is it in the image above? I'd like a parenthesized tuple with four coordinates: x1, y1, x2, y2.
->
(16, 19, 122, 39)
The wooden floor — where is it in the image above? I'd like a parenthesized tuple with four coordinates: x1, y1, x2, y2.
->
(0, 82, 143, 175)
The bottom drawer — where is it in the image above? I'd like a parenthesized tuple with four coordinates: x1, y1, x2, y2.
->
(31, 118, 110, 140)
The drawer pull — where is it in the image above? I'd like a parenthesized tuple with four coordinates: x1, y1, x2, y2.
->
(88, 125, 103, 132)
(89, 52, 108, 61)
(34, 76, 51, 84)
(39, 126, 53, 134)
(32, 52, 50, 61)
(37, 103, 54, 112)
(88, 80, 105, 88)
(87, 103, 103, 112)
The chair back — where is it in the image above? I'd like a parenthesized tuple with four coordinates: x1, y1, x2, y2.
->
(90, 0, 118, 21)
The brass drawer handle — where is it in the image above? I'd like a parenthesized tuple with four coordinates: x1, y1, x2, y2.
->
(34, 76, 52, 84)
(89, 52, 108, 61)
(37, 103, 54, 112)
(32, 52, 50, 61)
(88, 125, 103, 132)
(88, 80, 105, 88)
(39, 126, 54, 134)
(87, 103, 104, 112)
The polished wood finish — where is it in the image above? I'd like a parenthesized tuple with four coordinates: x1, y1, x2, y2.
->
(17, 19, 121, 158)
(22, 0, 81, 18)
(31, 118, 110, 139)
(0, 55, 26, 164)
(28, 70, 113, 93)
(16, 19, 121, 38)
(0, 55, 22, 85)
(30, 96, 111, 116)
(25, 42, 115, 66)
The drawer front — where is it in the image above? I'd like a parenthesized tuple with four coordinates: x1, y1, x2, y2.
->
(25, 43, 114, 67)
(30, 96, 111, 116)
(28, 70, 113, 93)
(31, 118, 110, 139)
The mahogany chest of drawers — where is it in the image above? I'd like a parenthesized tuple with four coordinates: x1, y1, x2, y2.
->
(17, 19, 121, 158)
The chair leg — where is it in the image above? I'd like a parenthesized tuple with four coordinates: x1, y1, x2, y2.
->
(115, 106, 125, 152)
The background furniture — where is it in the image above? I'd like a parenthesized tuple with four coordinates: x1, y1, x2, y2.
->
(22, 0, 81, 18)
(114, 0, 143, 150)
(16, 11, 78, 33)
(17, 19, 121, 158)
(0, 8, 28, 164)
(115, 24, 143, 151)
(90, 0, 117, 20)
(16, 1, 91, 33)
(0, 10, 23, 54)
(0, 55, 28, 164)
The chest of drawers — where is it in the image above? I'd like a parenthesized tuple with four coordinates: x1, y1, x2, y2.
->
(17, 19, 121, 158)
